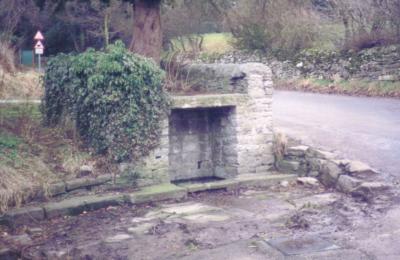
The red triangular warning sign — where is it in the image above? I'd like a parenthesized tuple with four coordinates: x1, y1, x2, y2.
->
(34, 31, 44, 41)
(35, 40, 44, 49)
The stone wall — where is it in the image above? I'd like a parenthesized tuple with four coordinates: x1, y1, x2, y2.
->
(198, 45, 400, 82)
(123, 63, 274, 186)
(295, 45, 400, 81)
(177, 63, 248, 94)
(196, 51, 300, 81)
(278, 145, 389, 200)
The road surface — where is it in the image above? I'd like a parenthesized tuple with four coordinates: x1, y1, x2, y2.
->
(274, 90, 400, 182)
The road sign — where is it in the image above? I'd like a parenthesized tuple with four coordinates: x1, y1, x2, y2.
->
(34, 31, 44, 41)
(34, 40, 44, 55)
(34, 39, 44, 71)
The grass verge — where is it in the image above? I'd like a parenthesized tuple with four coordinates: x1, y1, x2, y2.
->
(275, 78, 400, 98)
(0, 68, 42, 100)
(0, 103, 95, 213)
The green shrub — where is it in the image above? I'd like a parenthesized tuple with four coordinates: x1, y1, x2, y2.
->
(42, 41, 169, 162)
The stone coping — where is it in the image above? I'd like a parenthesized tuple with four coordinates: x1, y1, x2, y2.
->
(177, 174, 295, 193)
(0, 174, 296, 228)
(171, 94, 248, 109)
(48, 174, 112, 197)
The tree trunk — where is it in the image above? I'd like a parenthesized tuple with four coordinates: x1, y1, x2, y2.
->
(129, 0, 162, 63)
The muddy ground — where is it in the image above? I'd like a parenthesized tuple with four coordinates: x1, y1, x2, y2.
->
(1, 182, 400, 259)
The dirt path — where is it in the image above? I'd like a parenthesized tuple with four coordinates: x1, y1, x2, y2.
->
(274, 90, 400, 183)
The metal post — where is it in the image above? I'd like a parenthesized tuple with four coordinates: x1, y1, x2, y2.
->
(38, 54, 41, 72)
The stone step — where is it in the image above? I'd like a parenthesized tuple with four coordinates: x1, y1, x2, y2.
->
(176, 173, 296, 193)
(0, 175, 296, 228)
(0, 184, 186, 228)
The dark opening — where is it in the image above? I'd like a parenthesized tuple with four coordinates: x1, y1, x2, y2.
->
(169, 106, 238, 181)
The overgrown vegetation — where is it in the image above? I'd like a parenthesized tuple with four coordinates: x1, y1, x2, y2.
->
(331, 0, 400, 51)
(0, 103, 91, 213)
(273, 132, 288, 170)
(42, 41, 169, 162)
(226, 0, 326, 58)
(0, 40, 16, 73)
(0, 68, 41, 99)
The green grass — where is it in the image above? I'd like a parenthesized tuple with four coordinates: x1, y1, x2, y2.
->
(201, 33, 234, 53)
(0, 131, 24, 165)
(170, 33, 234, 54)
(0, 103, 41, 120)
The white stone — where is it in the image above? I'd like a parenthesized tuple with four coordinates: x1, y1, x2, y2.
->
(293, 193, 339, 208)
(287, 145, 309, 156)
(161, 203, 218, 215)
(297, 177, 319, 187)
(182, 213, 230, 223)
(345, 161, 378, 175)
(105, 234, 131, 243)
(79, 165, 93, 175)
(280, 180, 289, 187)
(127, 223, 154, 235)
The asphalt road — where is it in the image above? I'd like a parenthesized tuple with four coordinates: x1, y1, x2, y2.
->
(273, 90, 400, 182)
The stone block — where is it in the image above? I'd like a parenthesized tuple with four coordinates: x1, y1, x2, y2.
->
(351, 182, 391, 200)
(319, 161, 342, 187)
(235, 173, 296, 188)
(47, 182, 66, 196)
(308, 158, 326, 172)
(78, 165, 93, 177)
(286, 145, 309, 157)
(84, 194, 126, 211)
(128, 184, 187, 204)
(336, 175, 362, 193)
(307, 148, 335, 160)
(345, 161, 378, 177)
(182, 179, 239, 193)
(0, 206, 45, 227)
(65, 175, 111, 191)
(297, 177, 320, 187)
(44, 197, 88, 218)
(278, 160, 300, 173)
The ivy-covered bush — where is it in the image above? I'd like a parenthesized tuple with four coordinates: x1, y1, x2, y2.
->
(42, 41, 169, 162)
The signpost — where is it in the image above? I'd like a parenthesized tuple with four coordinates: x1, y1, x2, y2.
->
(34, 31, 44, 72)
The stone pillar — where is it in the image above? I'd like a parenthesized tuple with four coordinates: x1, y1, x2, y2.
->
(235, 63, 274, 174)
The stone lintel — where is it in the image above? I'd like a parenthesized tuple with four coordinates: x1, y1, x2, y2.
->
(171, 94, 247, 109)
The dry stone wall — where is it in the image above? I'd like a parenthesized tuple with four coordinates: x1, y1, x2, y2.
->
(278, 144, 390, 200)
(198, 45, 400, 82)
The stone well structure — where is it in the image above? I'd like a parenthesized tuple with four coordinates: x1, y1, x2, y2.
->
(122, 63, 274, 186)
